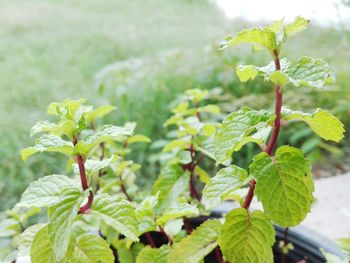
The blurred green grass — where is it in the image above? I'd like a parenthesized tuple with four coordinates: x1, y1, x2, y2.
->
(0, 0, 227, 209)
(1, 0, 350, 210)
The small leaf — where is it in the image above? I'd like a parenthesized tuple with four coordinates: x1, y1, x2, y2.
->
(30, 120, 75, 138)
(86, 105, 116, 123)
(236, 65, 259, 82)
(18, 175, 80, 208)
(250, 146, 314, 226)
(219, 208, 275, 263)
(282, 108, 345, 142)
(74, 125, 133, 155)
(30, 226, 55, 263)
(48, 187, 83, 261)
(168, 219, 222, 263)
(163, 139, 188, 152)
(177, 151, 192, 164)
(92, 193, 140, 241)
(156, 203, 199, 226)
(73, 155, 119, 175)
(220, 27, 277, 52)
(202, 165, 247, 210)
(194, 166, 211, 184)
(338, 238, 350, 254)
(71, 234, 114, 263)
(198, 105, 220, 115)
(285, 16, 310, 37)
(286, 56, 335, 89)
(127, 135, 151, 144)
(215, 107, 273, 164)
(21, 134, 74, 161)
(153, 164, 190, 211)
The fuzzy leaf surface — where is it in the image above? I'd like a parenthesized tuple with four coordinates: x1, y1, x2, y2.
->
(48, 188, 83, 261)
(218, 208, 275, 263)
(71, 234, 114, 263)
(18, 175, 80, 208)
(92, 193, 139, 241)
(21, 134, 74, 161)
(282, 108, 344, 142)
(250, 146, 314, 226)
(202, 165, 247, 210)
(168, 219, 222, 263)
(215, 107, 273, 164)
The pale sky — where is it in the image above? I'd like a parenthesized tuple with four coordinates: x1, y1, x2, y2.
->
(214, 0, 350, 27)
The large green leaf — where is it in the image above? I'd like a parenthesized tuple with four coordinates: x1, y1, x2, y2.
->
(48, 187, 83, 261)
(156, 203, 199, 226)
(282, 108, 344, 142)
(18, 174, 80, 208)
(219, 208, 275, 263)
(215, 107, 273, 164)
(71, 234, 114, 263)
(250, 146, 314, 226)
(168, 219, 222, 263)
(21, 134, 74, 161)
(202, 165, 247, 210)
(30, 226, 55, 263)
(153, 164, 190, 211)
(220, 27, 277, 52)
(92, 193, 139, 241)
(85, 105, 116, 123)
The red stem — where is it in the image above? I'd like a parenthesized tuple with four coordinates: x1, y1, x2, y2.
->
(145, 232, 157, 248)
(214, 247, 224, 263)
(242, 49, 283, 210)
(73, 137, 94, 213)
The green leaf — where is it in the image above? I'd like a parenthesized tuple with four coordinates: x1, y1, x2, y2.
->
(48, 187, 83, 261)
(202, 165, 247, 210)
(0, 218, 21, 237)
(136, 195, 158, 234)
(282, 108, 345, 142)
(30, 120, 75, 138)
(30, 226, 55, 263)
(220, 27, 277, 52)
(74, 125, 133, 156)
(17, 224, 46, 257)
(18, 175, 80, 208)
(21, 134, 74, 161)
(154, 245, 171, 263)
(236, 65, 259, 82)
(219, 208, 275, 263)
(73, 155, 119, 175)
(168, 219, 222, 263)
(163, 139, 188, 152)
(86, 105, 116, 123)
(71, 234, 114, 263)
(250, 146, 314, 226)
(185, 89, 208, 104)
(194, 166, 211, 184)
(177, 151, 192, 164)
(127, 135, 151, 144)
(198, 105, 220, 115)
(285, 16, 310, 37)
(215, 107, 273, 164)
(92, 193, 139, 241)
(153, 164, 190, 211)
(136, 246, 157, 263)
(156, 203, 199, 226)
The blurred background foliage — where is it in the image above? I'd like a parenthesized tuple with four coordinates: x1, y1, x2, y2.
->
(0, 0, 349, 210)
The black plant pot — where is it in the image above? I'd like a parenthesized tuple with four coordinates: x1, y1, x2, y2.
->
(136, 212, 346, 263)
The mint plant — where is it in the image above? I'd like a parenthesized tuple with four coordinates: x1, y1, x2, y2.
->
(0, 17, 346, 263)
(204, 16, 345, 262)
